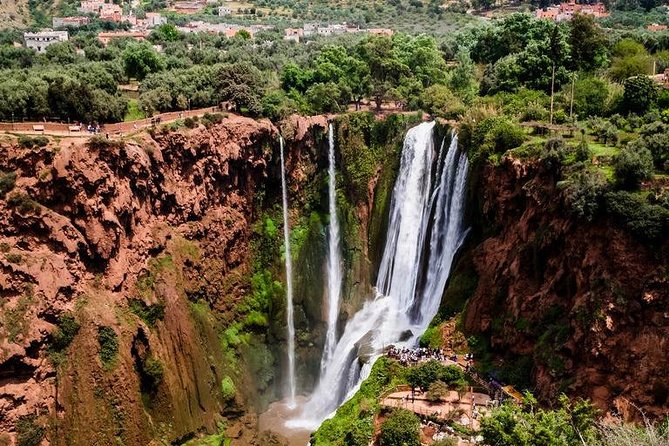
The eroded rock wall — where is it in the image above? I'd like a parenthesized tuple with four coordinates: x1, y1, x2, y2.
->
(462, 157, 669, 420)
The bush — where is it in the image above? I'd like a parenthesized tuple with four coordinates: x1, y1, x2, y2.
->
(426, 380, 449, 402)
(541, 138, 569, 170)
(142, 356, 164, 390)
(5, 252, 22, 264)
(16, 415, 44, 446)
(0, 171, 17, 197)
(623, 76, 659, 115)
(221, 376, 236, 401)
(98, 326, 119, 368)
(614, 145, 654, 190)
(17, 135, 48, 149)
(184, 116, 198, 128)
(575, 137, 593, 162)
(7, 192, 41, 215)
(128, 299, 165, 327)
(605, 191, 669, 242)
(51, 315, 80, 351)
(379, 409, 421, 446)
(406, 360, 464, 390)
(562, 169, 608, 221)
(465, 116, 525, 161)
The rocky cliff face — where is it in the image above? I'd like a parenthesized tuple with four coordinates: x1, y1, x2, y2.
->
(462, 156, 669, 421)
(0, 117, 282, 445)
(0, 112, 403, 446)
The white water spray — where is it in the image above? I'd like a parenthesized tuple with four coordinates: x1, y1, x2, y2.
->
(280, 135, 297, 407)
(288, 122, 470, 429)
(321, 123, 344, 372)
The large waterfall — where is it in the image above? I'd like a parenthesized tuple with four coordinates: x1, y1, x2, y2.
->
(321, 123, 343, 373)
(280, 135, 297, 406)
(288, 122, 470, 429)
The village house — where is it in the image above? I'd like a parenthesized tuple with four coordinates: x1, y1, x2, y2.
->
(218, 6, 233, 16)
(23, 30, 68, 53)
(98, 31, 149, 46)
(536, 1, 609, 21)
(78, 0, 105, 14)
(52, 16, 90, 28)
(284, 28, 303, 42)
(99, 3, 123, 22)
(145, 12, 167, 28)
(172, 1, 206, 14)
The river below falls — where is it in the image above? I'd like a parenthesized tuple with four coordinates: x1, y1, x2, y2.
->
(258, 397, 312, 446)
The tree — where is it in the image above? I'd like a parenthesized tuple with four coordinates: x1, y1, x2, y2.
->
(481, 396, 598, 446)
(568, 13, 608, 72)
(567, 76, 609, 118)
(379, 409, 421, 446)
(356, 36, 411, 111)
(150, 24, 181, 43)
(426, 380, 449, 402)
(622, 76, 659, 114)
(122, 41, 165, 80)
(614, 145, 655, 190)
(449, 47, 477, 103)
(216, 62, 265, 115)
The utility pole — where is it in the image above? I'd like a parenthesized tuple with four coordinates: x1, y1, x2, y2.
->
(569, 73, 576, 121)
(550, 62, 556, 126)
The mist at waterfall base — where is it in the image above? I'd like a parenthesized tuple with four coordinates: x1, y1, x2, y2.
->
(265, 122, 470, 436)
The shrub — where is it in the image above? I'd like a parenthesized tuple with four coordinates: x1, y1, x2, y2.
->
(7, 192, 41, 215)
(142, 356, 164, 390)
(5, 253, 22, 264)
(221, 376, 236, 401)
(201, 112, 225, 129)
(623, 76, 659, 115)
(183, 116, 197, 128)
(16, 415, 44, 446)
(562, 169, 608, 221)
(465, 116, 525, 161)
(541, 137, 569, 170)
(614, 145, 654, 190)
(575, 137, 593, 162)
(98, 326, 119, 368)
(128, 299, 165, 327)
(0, 171, 17, 197)
(17, 135, 48, 149)
(605, 191, 669, 242)
(51, 315, 80, 351)
(406, 360, 464, 390)
(379, 409, 421, 446)
(426, 380, 449, 402)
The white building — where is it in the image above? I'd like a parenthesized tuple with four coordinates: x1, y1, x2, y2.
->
(218, 6, 232, 15)
(145, 12, 167, 27)
(24, 30, 69, 53)
(78, 0, 105, 14)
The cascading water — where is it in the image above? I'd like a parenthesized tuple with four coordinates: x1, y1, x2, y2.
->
(280, 135, 297, 407)
(288, 122, 470, 429)
(321, 123, 343, 373)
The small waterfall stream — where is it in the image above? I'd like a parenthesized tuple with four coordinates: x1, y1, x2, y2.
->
(321, 123, 343, 373)
(286, 122, 470, 429)
(279, 135, 297, 406)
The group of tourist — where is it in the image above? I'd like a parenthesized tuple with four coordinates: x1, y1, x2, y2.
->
(385, 346, 469, 366)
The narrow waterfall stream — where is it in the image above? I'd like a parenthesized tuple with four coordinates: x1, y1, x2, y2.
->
(280, 135, 297, 406)
(321, 123, 343, 373)
(284, 122, 470, 430)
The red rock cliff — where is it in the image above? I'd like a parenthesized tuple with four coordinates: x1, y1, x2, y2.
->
(463, 156, 669, 421)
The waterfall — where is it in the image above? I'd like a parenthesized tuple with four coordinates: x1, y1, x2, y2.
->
(287, 122, 470, 429)
(280, 135, 297, 407)
(321, 123, 343, 373)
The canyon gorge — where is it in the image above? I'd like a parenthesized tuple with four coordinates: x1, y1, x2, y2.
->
(0, 113, 667, 446)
